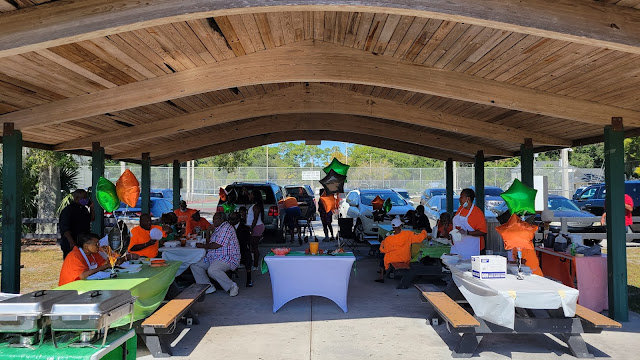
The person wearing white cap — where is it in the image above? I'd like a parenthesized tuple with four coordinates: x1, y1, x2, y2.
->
(375, 216, 429, 283)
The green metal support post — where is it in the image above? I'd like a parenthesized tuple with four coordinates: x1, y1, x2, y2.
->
(520, 138, 534, 188)
(475, 151, 485, 211)
(173, 160, 181, 210)
(141, 153, 151, 215)
(446, 158, 454, 214)
(1, 123, 22, 293)
(91, 142, 105, 236)
(604, 117, 628, 321)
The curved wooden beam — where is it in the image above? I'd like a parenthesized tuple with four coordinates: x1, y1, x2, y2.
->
(3, 41, 638, 131)
(1, 0, 639, 58)
(56, 83, 569, 151)
(110, 113, 515, 159)
(150, 130, 475, 165)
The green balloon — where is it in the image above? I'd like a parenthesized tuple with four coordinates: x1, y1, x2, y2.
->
(500, 179, 538, 215)
(323, 158, 350, 177)
(222, 203, 236, 214)
(95, 176, 119, 213)
(383, 198, 393, 213)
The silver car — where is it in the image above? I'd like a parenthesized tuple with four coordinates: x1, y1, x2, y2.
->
(339, 189, 415, 242)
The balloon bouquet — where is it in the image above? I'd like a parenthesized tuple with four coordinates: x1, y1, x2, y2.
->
(317, 158, 351, 245)
(495, 179, 541, 279)
(95, 169, 140, 277)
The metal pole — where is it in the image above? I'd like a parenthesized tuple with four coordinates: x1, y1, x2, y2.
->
(141, 153, 151, 214)
(605, 117, 628, 321)
(475, 151, 485, 211)
(91, 142, 105, 236)
(446, 158, 454, 214)
(561, 148, 570, 198)
(173, 160, 181, 209)
(1, 123, 22, 293)
(521, 138, 534, 188)
(266, 145, 269, 182)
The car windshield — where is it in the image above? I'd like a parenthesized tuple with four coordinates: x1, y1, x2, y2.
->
(361, 192, 407, 206)
(484, 188, 504, 196)
(430, 189, 446, 196)
(548, 197, 581, 211)
(439, 198, 460, 209)
(285, 187, 309, 198)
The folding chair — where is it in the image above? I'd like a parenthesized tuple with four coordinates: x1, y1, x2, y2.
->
(337, 217, 359, 253)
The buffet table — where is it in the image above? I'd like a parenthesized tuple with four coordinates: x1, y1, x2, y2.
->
(535, 247, 608, 312)
(263, 252, 355, 312)
(56, 262, 180, 327)
(158, 246, 205, 276)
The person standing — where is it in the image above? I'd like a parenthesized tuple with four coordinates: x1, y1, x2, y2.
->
(318, 190, 335, 242)
(192, 212, 241, 296)
(247, 189, 265, 270)
(58, 189, 94, 259)
(601, 193, 634, 233)
(452, 188, 487, 260)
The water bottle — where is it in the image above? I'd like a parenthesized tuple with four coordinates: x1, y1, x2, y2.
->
(570, 243, 576, 256)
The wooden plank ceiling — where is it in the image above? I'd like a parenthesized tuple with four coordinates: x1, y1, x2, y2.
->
(0, 2, 639, 162)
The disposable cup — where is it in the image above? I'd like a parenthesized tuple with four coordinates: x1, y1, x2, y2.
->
(309, 242, 319, 255)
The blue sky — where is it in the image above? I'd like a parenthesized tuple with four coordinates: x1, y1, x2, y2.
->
(273, 140, 352, 150)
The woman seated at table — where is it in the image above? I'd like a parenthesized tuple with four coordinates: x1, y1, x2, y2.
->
(59, 233, 111, 286)
(129, 213, 166, 258)
(434, 212, 453, 239)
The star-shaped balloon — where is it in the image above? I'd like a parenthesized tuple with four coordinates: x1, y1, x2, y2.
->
(371, 195, 384, 210)
(500, 179, 537, 215)
(319, 169, 346, 195)
(495, 214, 538, 250)
(323, 158, 350, 177)
(219, 187, 228, 202)
(383, 198, 393, 213)
(221, 203, 236, 214)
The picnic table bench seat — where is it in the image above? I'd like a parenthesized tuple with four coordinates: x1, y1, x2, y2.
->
(415, 284, 480, 328)
(575, 304, 621, 329)
(139, 283, 210, 358)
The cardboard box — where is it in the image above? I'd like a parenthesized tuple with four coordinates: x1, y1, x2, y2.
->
(471, 255, 507, 279)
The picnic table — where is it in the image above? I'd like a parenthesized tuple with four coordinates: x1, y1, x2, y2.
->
(56, 261, 180, 327)
(158, 246, 205, 276)
(262, 251, 355, 312)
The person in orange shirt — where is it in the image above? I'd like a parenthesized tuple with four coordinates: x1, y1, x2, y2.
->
(129, 213, 166, 258)
(186, 211, 211, 236)
(434, 212, 454, 239)
(376, 217, 428, 283)
(452, 188, 487, 260)
(174, 200, 197, 235)
(59, 233, 110, 286)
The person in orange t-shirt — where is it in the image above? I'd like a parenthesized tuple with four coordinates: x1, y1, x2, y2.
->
(376, 217, 428, 283)
(174, 200, 197, 230)
(186, 211, 211, 236)
(129, 213, 166, 258)
(452, 189, 487, 259)
(59, 233, 109, 286)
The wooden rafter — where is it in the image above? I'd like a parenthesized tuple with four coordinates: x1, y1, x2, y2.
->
(2, 41, 637, 132)
(150, 130, 476, 165)
(110, 113, 515, 159)
(1, 0, 639, 58)
(55, 83, 570, 151)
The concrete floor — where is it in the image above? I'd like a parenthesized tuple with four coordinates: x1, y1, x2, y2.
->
(137, 226, 640, 360)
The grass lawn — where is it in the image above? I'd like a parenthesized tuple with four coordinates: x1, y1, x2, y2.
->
(626, 248, 640, 314)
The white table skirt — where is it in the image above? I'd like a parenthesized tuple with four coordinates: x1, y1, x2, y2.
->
(448, 260, 578, 329)
(264, 254, 356, 313)
(158, 246, 206, 276)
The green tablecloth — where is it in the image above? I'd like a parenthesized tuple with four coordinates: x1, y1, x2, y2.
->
(56, 261, 180, 327)
(378, 224, 422, 239)
(0, 329, 136, 360)
(412, 245, 451, 262)
(261, 251, 354, 274)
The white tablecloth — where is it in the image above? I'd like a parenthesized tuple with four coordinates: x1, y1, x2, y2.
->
(447, 260, 579, 329)
(264, 254, 356, 312)
(158, 246, 206, 276)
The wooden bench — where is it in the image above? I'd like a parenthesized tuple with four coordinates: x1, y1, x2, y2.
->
(139, 283, 210, 357)
(415, 284, 480, 328)
(575, 304, 622, 329)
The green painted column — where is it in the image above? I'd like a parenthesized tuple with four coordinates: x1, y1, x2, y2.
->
(141, 153, 151, 215)
(446, 158, 454, 214)
(173, 160, 181, 210)
(1, 123, 22, 293)
(475, 151, 485, 210)
(91, 142, 105, 236)
(520, 138, 534, 188)
(604, 117, 628, 321)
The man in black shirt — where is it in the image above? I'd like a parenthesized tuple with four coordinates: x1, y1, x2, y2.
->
(58, 189, 94, 258)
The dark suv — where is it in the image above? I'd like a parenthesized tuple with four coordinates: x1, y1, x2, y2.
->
(217, 182, 284, 236)
(573, 181, 640, 231)
(283, 185, 317, 220)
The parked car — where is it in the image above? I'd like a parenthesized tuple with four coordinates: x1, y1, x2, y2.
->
(419, 188, 449, 206)
(572, 181, 640, 231)
(572, 186, 588, 200)
(392, 188, 415, 207)
(424, 195, 496, 228)
(217, 182, 284, 237)
(470, 186, 505, 211)
(338, 189, 415, 242)
(113, 188, 174, 218)
(283, 185, 317, 220)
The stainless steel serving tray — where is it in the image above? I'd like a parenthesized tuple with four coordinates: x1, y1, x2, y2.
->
(0, 290, 78, 333)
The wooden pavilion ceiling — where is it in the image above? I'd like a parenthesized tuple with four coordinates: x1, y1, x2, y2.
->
(0, 1, 639, 162)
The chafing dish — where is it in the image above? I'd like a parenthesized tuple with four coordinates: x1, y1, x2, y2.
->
(0, 289, 78, 348)
(45, 290, 136, 348)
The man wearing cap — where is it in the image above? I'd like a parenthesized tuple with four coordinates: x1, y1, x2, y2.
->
(376, 216, 428, 283)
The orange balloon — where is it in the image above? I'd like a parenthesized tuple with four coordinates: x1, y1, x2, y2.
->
(371, 195, 384, 210)
(116, 169, 140, 208)
(219, 187, 227, 202)
(495, 214, 538, 250)
(320, 194, 337, 212)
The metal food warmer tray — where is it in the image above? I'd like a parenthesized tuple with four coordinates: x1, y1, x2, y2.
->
(45, 290, 136, 348)
(0, 289, 78, 349)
